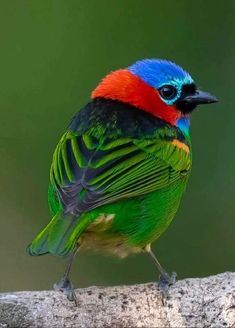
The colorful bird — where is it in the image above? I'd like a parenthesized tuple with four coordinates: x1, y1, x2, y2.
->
(28, 59, 217, 302)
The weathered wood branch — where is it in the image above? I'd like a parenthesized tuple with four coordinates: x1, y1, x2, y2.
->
(0, 272, 234, 327)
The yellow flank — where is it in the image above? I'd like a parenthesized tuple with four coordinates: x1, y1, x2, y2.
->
(79, 213, 142, 257)
(171, 139, 190, 153)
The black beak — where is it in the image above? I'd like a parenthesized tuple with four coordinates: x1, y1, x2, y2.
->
(177, 89, 218, 113)
(181, 90, 218, 105)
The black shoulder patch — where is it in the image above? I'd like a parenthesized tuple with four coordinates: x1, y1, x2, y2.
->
(68, 97, 186, 142)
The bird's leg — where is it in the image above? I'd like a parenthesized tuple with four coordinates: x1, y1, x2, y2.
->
(53, 244, 79, 305)
(145, 244, 177, 300)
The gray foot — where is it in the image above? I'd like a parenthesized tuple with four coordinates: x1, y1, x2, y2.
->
(54, 277, 78, 305)
(159, 272, 177, 304)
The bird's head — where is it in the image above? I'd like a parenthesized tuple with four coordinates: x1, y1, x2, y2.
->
(92, 59, 217, 132)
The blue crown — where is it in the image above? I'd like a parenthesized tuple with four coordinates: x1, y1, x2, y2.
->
(128, 59, 193, 89)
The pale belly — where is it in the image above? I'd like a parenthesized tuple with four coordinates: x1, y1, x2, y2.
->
(78, 178, 187, 258)
(78, 213, 143, 258)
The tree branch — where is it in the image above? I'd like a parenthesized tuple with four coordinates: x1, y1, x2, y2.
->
(0, 272, 234, 327)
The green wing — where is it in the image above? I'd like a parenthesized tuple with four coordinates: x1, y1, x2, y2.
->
(49, 128, 191, 216)
(29, 124, 191, 257)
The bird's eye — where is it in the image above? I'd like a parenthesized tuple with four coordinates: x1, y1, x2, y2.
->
(159, 85, 177, 100)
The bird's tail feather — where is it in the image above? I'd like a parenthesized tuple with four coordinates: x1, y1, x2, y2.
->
(27, 212, 89, 257)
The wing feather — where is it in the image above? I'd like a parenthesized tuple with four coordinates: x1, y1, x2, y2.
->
(50, 129, 191, 215)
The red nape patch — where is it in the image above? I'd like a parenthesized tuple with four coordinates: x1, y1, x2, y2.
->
(92, 69, 181, 125)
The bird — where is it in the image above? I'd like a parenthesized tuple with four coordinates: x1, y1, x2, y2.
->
(27, 59, 217, 302)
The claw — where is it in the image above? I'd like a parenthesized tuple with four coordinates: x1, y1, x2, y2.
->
(159, 271, 177, 305)
(145, 245, 177, 305)
(54, 277, 78, 306)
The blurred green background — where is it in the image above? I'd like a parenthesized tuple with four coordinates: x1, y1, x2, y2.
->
(0, 0, 234, 292)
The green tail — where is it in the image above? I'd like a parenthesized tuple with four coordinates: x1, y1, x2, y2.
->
(27, 212, 89, 257)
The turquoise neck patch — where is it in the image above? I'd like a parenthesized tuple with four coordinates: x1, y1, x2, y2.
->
(176, 117, 190, 135)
